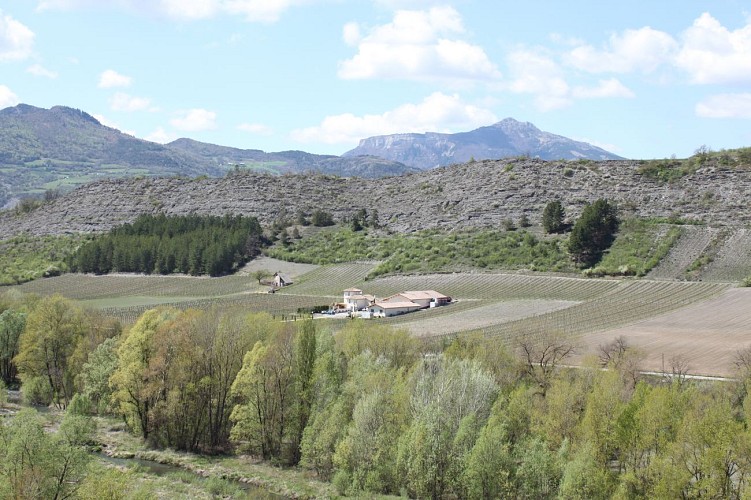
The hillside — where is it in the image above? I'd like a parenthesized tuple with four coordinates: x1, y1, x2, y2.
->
(343, 118, 624, 169)
(167, 138, 418, 177)
(0, 104, 415, 208)
(3, 154, 751, 241)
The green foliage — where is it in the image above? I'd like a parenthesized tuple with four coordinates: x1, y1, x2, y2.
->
(568, 199, 619, 268)
(0, 234, 85, 285)
(311, 209, 335, 227)
(0, 309, 25, 386)
(542, 199, 565, 234)
(0, 408, 93, 499)
(69, 213, 264, 276)
(637, 159, 694, 182)
(595, 219, 682, 276)
(268, 227, 573, 276)
(15, 295, 89, 408)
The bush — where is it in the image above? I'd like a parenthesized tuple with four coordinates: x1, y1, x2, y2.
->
(22, 375, 53, 406)
(69, 393, 94, 415)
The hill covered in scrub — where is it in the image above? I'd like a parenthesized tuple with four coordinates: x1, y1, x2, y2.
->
(2, 151, 751, 241)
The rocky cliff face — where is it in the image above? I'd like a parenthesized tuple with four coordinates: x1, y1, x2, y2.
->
(343, 118, 624, 169)
(2, 158, 749, 239)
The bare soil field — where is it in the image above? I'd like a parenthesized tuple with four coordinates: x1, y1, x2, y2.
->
(647, 225, 719, 280)
(397, 299, 580, 337)
(576, 287, 751, 377)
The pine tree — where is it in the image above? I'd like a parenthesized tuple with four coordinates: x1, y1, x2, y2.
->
(542, 200, 565, 234)
(568, 199, 619, 267)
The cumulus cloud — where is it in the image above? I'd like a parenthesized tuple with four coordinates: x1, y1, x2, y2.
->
(506, 49, 571, 111)
(146, 126, 178, 143)
(676, 12, 751, 85)
(572, 78, 635, 99)
(338, 6, 501, 83)
(110, 92, 154, 112)
(170, 108, 217, 131)
(696, 93, 751, 118)
(290, 92, 497, 146)
(27, 63, 58, 78)
(99, 69, 132, 88)
(0, 11, 35, 62)
(238, 122, 273, 135)
(566, 27, 678, 73)
(0, 85, 20, 108)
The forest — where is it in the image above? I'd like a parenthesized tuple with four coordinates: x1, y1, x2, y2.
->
(67, 214, 265, 276)
(1, 291, 751, 498)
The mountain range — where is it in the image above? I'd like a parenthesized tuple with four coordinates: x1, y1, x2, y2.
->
(0, 104, 622, 208)
(344, 118, 623, 169)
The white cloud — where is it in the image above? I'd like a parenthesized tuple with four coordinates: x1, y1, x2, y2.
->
(338, 6, 501, 83)
(146, 126, 178, 143)
(110, 92, 154, 112)
(26, 63, 58, 78)
(676, 12, 751, 85)
(238, 122, 273, 135)
(160, 0, 219, 20)
(0, 11, 35, 62)
(290, 92, 497, 146)
(572, 78, 635, 99)
(38, 0, 302, 22)
(507, 50, 635, 111)
(0, 85, 20, 108)
(566, 27, 678, 73)
(506, 49, 571, 111)
(99, 69, 132, 88)
(170, 108, 217, 131)
(696, 93, 751, 118)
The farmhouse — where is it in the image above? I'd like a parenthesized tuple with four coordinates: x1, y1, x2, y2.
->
(272, 272, 292, 288)
(344, 293, 375, 312)
(339, 288, 452, 318)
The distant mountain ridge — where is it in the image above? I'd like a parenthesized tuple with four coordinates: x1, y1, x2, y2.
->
(0, 104, 415, 208)
(343, 118, 623, 169)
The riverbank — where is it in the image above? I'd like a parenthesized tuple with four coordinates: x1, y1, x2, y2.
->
(94, 416, 338, 499)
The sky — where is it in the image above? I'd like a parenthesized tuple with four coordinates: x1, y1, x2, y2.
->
(0, 0, 750, 159)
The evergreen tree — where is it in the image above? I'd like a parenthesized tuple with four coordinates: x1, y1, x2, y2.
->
(542, 200, 565, 234)
(568, 199, 619, 267)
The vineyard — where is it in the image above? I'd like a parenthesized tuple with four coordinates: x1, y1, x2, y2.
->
(646, 225, 718, 280)
(457, 280, 729, 344)
(8, 261, 747, 376)
(698, 228, 751, 282)
(582, 287, 751, 376)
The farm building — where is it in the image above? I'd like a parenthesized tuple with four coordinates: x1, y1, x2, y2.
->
(342, 287, 452, 317)
(385, 290, 451, 308)
(273, 272, 292, 288)
(369, 300, 423, 317)
(344, 293, 375, 312)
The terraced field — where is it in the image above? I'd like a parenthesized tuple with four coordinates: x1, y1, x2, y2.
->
(647, 225, 719, 280)
(698, 228, 751, 282)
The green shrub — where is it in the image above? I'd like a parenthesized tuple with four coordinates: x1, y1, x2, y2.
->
(22, 375, 53, 406)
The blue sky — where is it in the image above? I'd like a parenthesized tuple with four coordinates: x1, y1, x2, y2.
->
(1, 0, 749, 159)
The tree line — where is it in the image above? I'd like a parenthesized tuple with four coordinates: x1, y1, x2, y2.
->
(68, 214, 265, 276)
(3, 291, 751, 498)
